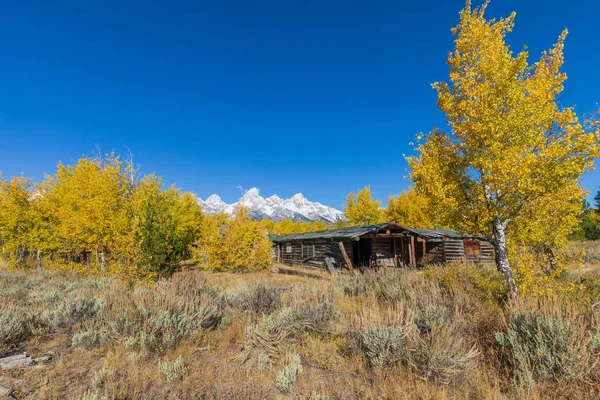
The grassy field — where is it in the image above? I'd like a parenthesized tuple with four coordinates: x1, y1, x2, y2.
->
(1, 244, 600, 399)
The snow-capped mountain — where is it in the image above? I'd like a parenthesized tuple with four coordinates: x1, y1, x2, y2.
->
(197, 188, 345, 223)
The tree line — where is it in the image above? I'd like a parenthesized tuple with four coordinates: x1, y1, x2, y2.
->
(0, 155, 203, 279)
(0, 156, 276, 278)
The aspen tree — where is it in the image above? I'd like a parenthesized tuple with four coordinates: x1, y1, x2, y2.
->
(384, 188, 435, 228)
(409, 1, 599, 293)
(344, 186, 383, 226)
(0, 174, 34, 265)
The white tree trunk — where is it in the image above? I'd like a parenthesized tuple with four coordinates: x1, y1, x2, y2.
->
(492, 218, 517, 294)
(101, 247, 106, 271)
(18, 245, 26, 265)
(37, 249, 42, 269)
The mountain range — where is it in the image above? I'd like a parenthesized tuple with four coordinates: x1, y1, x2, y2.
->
(197, 188, 345, 222)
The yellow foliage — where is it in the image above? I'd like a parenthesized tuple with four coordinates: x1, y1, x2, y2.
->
(197, 207, 272, 272)
(223, 207, 272, 272)
(408, 1, 599, 293)
(259, 218, 330, 235)
(0, 174, 35, 264)
(384, 187, 435, 228)
(52, 155, 130, 268)
(344, 186, 383, 226)
(1, 155, 205, 278)
(195, 213, 228, 270)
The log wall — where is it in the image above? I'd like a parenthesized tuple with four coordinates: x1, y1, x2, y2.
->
(272, 236, 494, 270)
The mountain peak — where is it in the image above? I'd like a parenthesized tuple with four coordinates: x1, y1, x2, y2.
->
(242, 187, 261, 198)
(206, 194, 223, 202)
(197, 188, 344, 222)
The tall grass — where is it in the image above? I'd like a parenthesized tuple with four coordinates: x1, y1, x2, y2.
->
(1, 256, 599, 399)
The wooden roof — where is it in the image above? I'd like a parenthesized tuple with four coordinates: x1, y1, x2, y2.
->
(269, 222, 475, 242)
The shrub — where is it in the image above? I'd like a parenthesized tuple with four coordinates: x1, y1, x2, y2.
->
(337, 272, 368, 297)
(91, 367, 109, 389)
(162, 270, 207, 297)
(425, 262, 507, 303)
(299, 293, 340, 333)
(228, 283, 281, 319)
(123, 289, 224, 354)
(72, 327, 106, 349)
(30, 286, 62, 305)
(407, 325, 479, 385)
(275, 353, 303, 394)
(359, 326, 408, 367)
(45, 297, 104, 331)
(495, 312, 588, 388)
(237, 301, 338, 368)
(80, 390, 108, 400)
(158, 356, 188, 382)
(413, 305, 452, 334)
(0, 307, 31, 351)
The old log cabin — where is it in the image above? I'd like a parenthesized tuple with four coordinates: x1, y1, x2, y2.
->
(270, 223, 494, 271)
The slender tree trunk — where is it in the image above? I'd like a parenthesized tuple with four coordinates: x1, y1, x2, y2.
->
(544, 245, 556, 274)
(18, 245, 26, 265)
(492, 218, 517, 294)
(95, 248, 99, 264)
(101, 247, 106, 271)
(36, 249, 42, 269)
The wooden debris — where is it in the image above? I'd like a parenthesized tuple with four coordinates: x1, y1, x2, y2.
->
(0, 375, 22, 386)
(324, 257, 337, 276)
(338, 242, 354, 271)
(0, 352, 52, 369)
(0, 384, 12, 396)
(0, 353, 32, 369)
(192, 346, 210, 354)
(33, 355, 52, 364)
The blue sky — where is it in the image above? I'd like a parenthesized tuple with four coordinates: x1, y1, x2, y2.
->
(0, 0, 598, 209)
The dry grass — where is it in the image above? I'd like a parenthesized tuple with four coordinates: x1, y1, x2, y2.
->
(0, 257, 599, 399)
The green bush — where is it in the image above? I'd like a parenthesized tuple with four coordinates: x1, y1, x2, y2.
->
(123, 288, 224, 354)
(158, 356, 188, 382)
(276, 353, 303, 394)
(495, 312, 587, 388)
(80, 390, 108, 400)
(237, 299, 339, 368)
(0, 307, 31, 351)
(337, 272, 368, 297)
(44, 297, 104, 331)
(407, 325, 478, 384)
(72, 327, 106, 349)
(358, 326, 409, 367)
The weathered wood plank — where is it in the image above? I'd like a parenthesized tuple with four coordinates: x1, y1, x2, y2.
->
(338, 241, 354, 271)
(325, 257, 337, 275)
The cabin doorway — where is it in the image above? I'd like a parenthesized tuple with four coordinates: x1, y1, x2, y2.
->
(352, 239, 372, 267)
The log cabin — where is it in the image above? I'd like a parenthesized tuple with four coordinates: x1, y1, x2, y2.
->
(269, 223, 494, 271)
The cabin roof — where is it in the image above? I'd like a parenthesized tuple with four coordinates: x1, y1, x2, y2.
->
(269, 222, 472, 242)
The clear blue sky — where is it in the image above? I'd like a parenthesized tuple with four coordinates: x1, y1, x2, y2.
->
(1, 0, 598, 209)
